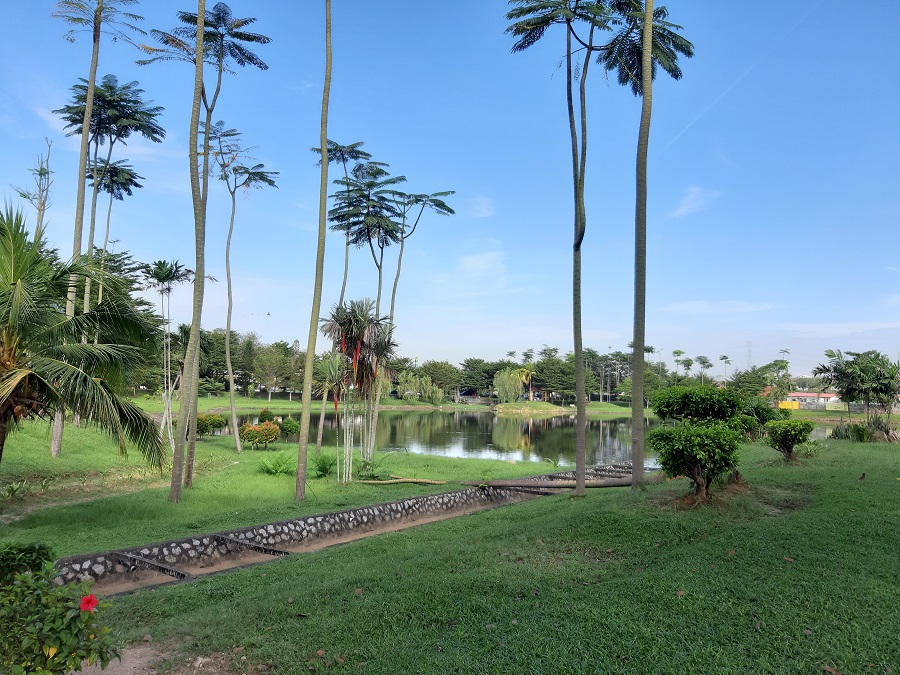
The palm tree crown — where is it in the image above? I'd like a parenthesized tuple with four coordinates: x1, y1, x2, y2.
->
(0, 206, 162, 465)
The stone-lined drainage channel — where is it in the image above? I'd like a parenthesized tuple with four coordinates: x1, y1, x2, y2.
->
(57, 465, 631, 596)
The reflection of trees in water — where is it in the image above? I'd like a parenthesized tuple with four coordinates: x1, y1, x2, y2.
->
(235, 411, 657, 464)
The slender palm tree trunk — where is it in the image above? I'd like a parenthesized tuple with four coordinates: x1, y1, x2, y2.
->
(565, 26, 590, 496)
(82, 144, 114, 315)
(224, 192, 242, 453)
(96, 191, 115, 307)
(296, 0, 332, 500)
(631, 0, 654, 491)
(171, 0, 206, 502)
(338, 232, 350, 307)
(315, 388, 328, 456)
(388, 235, 405, 327)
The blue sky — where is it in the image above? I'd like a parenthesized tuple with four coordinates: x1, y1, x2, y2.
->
(1, 1, 898, 377)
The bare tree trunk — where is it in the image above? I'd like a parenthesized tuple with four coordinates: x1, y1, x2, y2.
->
(171, 0, 206, 502)
(631, 0, 654, 491)
(224, 192, 242, 452)
(315, 389, 328, 456)
(50, 409, 64, 458)
(296, 0, 331, 500)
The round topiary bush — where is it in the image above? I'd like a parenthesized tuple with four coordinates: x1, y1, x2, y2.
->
(765, 419, 814, 461)
(647, 423, 742, 501)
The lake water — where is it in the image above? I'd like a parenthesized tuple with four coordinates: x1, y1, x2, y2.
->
(229, 410, 661, 467)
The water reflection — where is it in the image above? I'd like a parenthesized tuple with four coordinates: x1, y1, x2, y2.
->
(230, 410, 660, 466)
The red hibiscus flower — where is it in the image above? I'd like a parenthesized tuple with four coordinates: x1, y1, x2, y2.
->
(79, 593, 99, 612)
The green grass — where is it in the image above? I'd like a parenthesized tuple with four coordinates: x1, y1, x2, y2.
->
(97, 439, 899, 674)
(0, 422, 545, 557)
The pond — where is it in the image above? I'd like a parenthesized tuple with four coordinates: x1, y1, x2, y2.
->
(226, 410, 663, 467)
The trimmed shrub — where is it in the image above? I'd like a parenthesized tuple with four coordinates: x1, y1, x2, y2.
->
(239, 420, 281, 449)
(258, 408, 276, 424)
(651, 386, 743, 423)
(765, 419, 815, 460)
(277, 416, 300, 436)
(0, 563, 119, 673)
(196, 413, 227, 439)
(647, 423, 741, 501)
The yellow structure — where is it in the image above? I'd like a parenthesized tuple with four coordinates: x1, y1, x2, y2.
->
(778, 401, 800, 410)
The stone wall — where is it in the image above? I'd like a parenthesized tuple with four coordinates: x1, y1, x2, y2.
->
(55, 484, 530, 585)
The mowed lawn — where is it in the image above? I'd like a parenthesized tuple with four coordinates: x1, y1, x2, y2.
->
(90, 440, 899, 674)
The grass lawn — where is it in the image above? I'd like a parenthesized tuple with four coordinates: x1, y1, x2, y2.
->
(88, 440, 900, 674)
(0, 422, 547, 557)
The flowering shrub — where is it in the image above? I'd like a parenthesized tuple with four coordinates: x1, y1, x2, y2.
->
(239, 420, 281, 449)
(0, 564, 119, 674)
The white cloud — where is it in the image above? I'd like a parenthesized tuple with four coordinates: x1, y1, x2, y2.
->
(663, 300, 774, 314)
(781, 321, 900, 338)
(469, 196, 495, 218)
(669, 186, 722, 218)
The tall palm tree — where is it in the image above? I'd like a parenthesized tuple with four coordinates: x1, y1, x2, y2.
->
(507, 0, 612, 495)
(51, 0, 145, 459)
(53, 0, 145, 313)
(208, 121, 278, 453)
(311, 140, 372, 307)
(386, 190, 455, 327)
(139, 1, 270, 500)
(0, 206, 161, 466)
(600, 0, 692, 488)
(91, 159, 144, 306)
(55, 74, 165, 316)
(297, 0, 332, 501)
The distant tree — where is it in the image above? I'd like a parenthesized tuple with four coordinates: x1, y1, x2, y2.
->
(695, 355, 713, 384)
(494, 368, 524, 403)
(719, 354, 731, 382)
(459, 357, 491, 394)
(727, 367, 768, 398)
(255, 344, 289, 402)
(419, 360, 462, 397)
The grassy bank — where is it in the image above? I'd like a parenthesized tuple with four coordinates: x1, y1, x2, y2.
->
(98, 439, 898, 674)
(0, 422, 545, 557)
